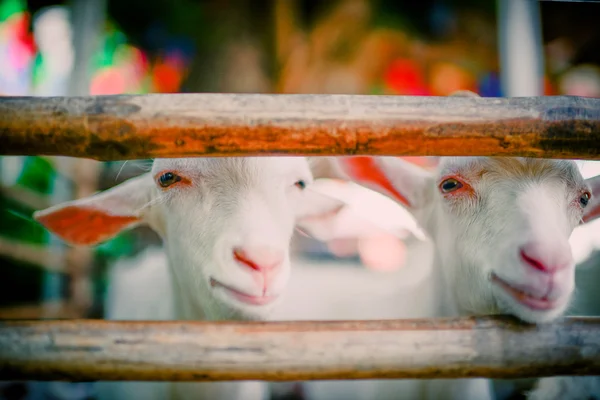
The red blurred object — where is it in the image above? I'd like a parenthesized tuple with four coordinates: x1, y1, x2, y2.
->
(152, 62, 183, 93)
(90, 68, 127, 95)
(4, 12, 36, 72)
(13, 13, 36, 56)
(544, 76, 555, 95)
(383, 58, 430, 95)
(400, 156, 439, 170)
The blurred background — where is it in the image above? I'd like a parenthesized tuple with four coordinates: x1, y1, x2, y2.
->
(0, 0, 600, 399)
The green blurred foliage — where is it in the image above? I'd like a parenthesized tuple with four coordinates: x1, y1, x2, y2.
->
(0, 156, 59, 306)
(0, 0, 24, 21)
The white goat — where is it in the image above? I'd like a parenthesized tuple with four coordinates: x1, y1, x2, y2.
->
(528, 376, 600, 400)
(526, 175, 600, 400)
(33, 157, 346, 400)
(289, 155, 600, 400)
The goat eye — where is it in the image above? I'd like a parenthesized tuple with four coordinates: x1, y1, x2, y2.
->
(440, 178, 463, 193)
(295, 180, 307, 190)
(580, 192, 591, 208)
(158, 172, 181, 188)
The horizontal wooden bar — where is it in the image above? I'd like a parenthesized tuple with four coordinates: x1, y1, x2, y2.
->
(0, 94, 599, 161)
(0, 185, 51, 210)
(0, 316, 599, 381)
(0, 237, 65, 273)
(0, 301, 79, 320)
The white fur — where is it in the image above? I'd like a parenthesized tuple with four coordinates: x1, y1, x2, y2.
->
(95, 247, 268, 400)
(528, 376, 600, 400)
(316, 157, 589, 323)
(412, 157, 586, 324)
(35, 156, 598, 400)
(525, 257, 600, 400)
(104, 247, 174, 321)
(307, 178, 427, 241)
(287, 156, 596, 400)
(143, 157, 339, 322)
(34, 157, 345, 400)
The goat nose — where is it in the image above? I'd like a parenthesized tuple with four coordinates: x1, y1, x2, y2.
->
(233, 246, 284, 272)
(519, 242, 573, 274)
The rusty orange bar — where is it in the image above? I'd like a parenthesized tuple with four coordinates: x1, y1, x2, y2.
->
(0, 316, 599, 381)
(0, 94, 599, 161)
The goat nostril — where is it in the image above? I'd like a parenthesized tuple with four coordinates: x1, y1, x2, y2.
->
(233, 247, 283, 272)
(233, 248, 260, 271)
(519, 245, 572, 274)
(520, 248, 548, 272)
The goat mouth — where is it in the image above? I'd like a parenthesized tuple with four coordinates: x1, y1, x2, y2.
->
(210, 278, 278, 306)
(490, 273, 558, 311)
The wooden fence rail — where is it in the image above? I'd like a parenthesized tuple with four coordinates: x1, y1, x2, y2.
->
(0, 316, 599, 381)
(1, 94, 600, 161)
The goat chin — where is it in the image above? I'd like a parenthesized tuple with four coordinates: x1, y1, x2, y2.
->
(96, 248, 271, 400)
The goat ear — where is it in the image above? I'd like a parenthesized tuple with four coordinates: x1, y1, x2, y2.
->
(294, 188, 348, 241)
(583, 174, 600, 223)
(331, 156, 433, 210)
(308, 157, 347, 180)
(33, 173, 157, 246)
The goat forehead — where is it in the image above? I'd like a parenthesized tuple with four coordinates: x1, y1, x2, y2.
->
(152, 157, 310, 183)
(439, 157, 584, 186)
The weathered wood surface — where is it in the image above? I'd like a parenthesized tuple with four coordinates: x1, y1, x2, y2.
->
(0, 94, 599, 161)
(0, 316, 599, 381)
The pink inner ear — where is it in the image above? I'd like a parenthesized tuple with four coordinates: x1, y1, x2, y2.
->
(36, 205, 140, 246)
(338, 157, 411, 207)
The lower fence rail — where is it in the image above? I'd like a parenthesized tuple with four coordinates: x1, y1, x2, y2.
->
(0, 316, 599, 382)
